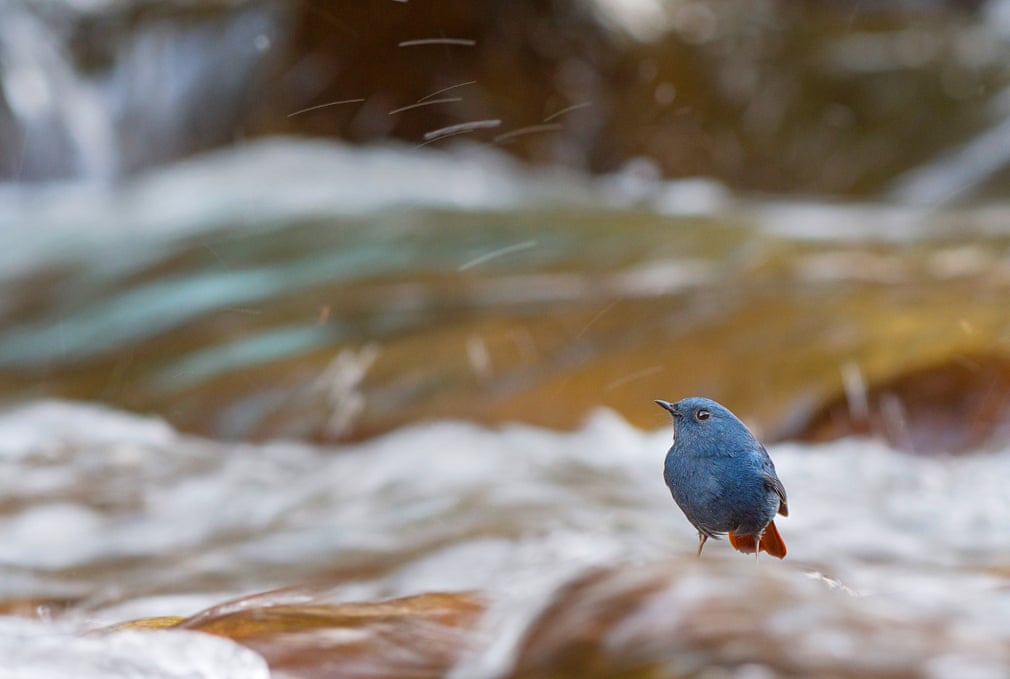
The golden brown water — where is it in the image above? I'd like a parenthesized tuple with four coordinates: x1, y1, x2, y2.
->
(5, 178, 1010, 451)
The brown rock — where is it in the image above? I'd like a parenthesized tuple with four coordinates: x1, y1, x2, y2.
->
(179, 591, 487, 679)
(791, 353, 1010, 454)
(505, 560, 1009, 678)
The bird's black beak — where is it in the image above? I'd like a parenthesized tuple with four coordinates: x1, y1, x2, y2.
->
(655, 400, 680, 417)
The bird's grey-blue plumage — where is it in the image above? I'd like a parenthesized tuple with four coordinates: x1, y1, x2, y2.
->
(656, 396, 788, 557)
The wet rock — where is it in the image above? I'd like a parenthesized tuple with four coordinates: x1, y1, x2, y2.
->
(502, 560, 1010, 678)
(179, 591, 487, 679)
(80, 560, 1010, 677)
(791, 353, 1010, 454)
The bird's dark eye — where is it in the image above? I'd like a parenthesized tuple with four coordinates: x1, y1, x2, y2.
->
(696, 409, 711, 421)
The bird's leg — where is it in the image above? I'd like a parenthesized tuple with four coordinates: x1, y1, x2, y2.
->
(696, 532, 708, 558)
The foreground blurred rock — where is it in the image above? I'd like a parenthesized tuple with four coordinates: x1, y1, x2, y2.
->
(104, 591, 487, 679)
(72, 558, 1010, 678)
(183, 592, 487, 679)
(504, 561, 986, 678)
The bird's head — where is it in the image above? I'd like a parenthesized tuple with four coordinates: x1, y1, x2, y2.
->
(655, 396, 747, 442)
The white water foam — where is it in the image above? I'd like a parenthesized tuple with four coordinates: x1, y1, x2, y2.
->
(1, 400, 1010, 674)
(0, 617, 269, 679)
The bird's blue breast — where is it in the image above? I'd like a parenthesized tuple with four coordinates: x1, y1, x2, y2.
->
(664, 444, 779, 536)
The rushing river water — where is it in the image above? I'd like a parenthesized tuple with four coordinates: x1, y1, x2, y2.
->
(3, 139, 1010, 676)
(2, 401, 1010, 676)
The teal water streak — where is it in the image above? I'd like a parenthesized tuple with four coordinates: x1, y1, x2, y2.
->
(153, 323, 342, 390)
(0, 245, 392, 367)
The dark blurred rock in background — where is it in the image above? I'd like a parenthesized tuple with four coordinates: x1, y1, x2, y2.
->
(2, 0, 1009, 198)
(791, 352, 1010, 454)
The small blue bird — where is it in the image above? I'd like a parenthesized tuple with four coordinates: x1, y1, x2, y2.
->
(656, 397, 788, 559)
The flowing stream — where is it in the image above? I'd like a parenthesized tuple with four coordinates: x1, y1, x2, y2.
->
(2, 139, 1010, 676)
(1, 400, 1010, 676)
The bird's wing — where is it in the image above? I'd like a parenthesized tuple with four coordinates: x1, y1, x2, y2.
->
(763, 470, 788, 516)
(758, 445, 789, 517)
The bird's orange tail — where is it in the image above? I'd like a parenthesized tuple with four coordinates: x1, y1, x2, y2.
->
(728, 521, 787, 559)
